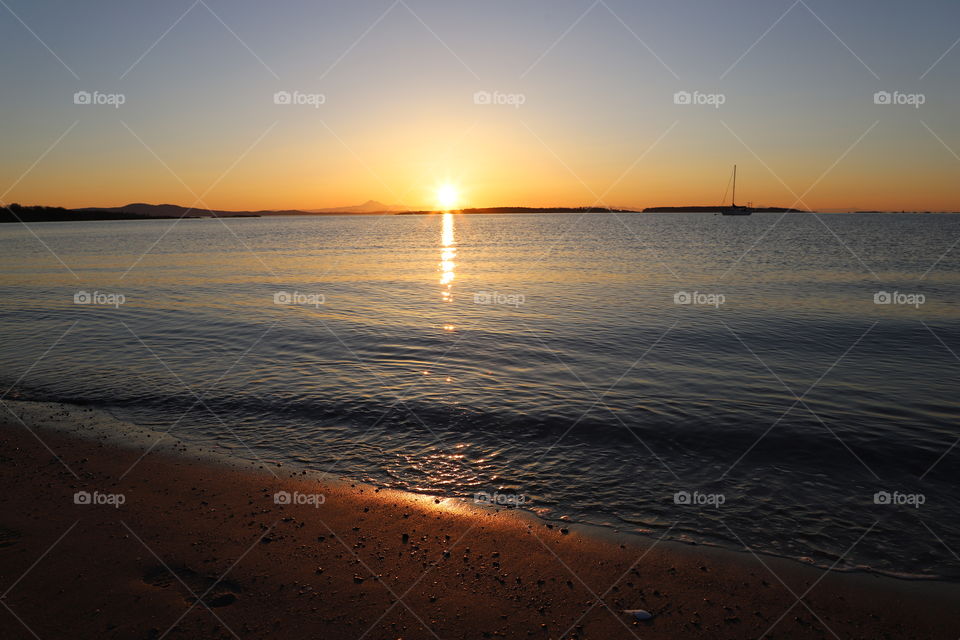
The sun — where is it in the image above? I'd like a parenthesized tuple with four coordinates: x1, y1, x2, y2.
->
(435, 183, 460, 211)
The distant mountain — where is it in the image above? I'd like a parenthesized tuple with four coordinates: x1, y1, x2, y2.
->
(76, 203, 270, 218)
(309, 200, 407, 214)
(111, 203, 197, 217)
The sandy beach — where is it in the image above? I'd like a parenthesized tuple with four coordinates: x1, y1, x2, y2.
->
(0, 402, 955, 639)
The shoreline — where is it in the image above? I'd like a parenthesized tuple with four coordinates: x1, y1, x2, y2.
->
(8, 399, 949, 584)
(1, 401, 958, 638)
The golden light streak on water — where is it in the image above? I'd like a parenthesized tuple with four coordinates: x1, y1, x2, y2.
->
(439, 212, 456, 301)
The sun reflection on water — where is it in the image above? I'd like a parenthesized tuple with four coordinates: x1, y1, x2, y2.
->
(439, 212, 456, 302)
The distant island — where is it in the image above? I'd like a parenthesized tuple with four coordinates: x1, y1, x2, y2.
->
(2, 202, 638, 223)
(1, 204, 190, 223)
(643, 206, 806, 213)
(0, 201, 401, 224)
(398, 206, 637, 215)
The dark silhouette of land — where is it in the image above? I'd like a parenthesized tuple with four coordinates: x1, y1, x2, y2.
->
(399, 206, 637, 214)
(310, 199, 406, 214)
(2, 202, 639, 223)
(1, 202, 386, 223)
(1, 203, 187, 223)
(643, 206, 805, 213)
(20, 202, 947, 223)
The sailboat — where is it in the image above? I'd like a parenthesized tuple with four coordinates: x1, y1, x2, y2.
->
(721, 165, 752, 215)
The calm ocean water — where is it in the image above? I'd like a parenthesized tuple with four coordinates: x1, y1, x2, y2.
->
(1, 212, 958, 579)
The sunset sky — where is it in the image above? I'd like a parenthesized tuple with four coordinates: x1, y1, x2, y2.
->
(2, 0, 960, 211)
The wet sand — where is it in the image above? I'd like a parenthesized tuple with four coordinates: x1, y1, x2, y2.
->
(1, 403, 958, 639)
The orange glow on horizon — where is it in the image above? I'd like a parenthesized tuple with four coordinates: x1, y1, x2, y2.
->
(6, 119, 959, 213)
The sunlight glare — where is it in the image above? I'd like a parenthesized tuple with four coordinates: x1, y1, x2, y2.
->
(436, 183, 460, 211)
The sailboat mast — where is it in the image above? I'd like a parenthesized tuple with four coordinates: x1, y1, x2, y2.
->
(732, 164, 737, 206)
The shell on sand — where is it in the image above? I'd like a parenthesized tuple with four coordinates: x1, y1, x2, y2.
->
(623, 609, 653, 621)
